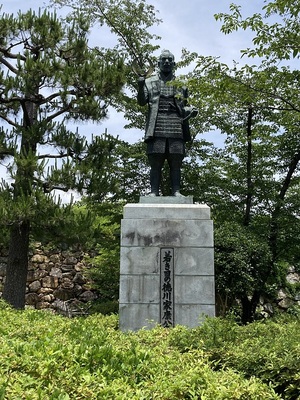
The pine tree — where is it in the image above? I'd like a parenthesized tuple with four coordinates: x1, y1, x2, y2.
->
(0, 8, 125, 308)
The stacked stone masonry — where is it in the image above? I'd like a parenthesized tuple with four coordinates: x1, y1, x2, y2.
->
(0, 243, 97, 315)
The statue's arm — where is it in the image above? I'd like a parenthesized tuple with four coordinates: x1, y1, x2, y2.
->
(181, 86, 198, 120)
(137, 77, 148, 106)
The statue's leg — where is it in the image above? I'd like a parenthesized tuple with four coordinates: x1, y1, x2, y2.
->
(148, 154, 165, 196)
(168, 154, 184, 196)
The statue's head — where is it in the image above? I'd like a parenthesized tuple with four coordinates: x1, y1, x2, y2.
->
(158, 50, 175, 74)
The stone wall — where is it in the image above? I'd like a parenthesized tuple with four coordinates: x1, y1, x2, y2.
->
(0, 243, 98, 316)
(257, 266, 300, 318)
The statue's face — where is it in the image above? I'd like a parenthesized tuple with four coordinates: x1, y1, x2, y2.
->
(159, 52, 175, 73)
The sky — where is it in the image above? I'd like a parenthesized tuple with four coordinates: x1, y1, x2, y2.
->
(0, 0, 266, 144)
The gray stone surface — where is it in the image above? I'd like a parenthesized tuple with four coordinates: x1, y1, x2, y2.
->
(123, 203, 210, 219)
(121, 219, 213, 248)
(119, 304, 159, 331)
(174, 276, 215, 304)
(139, 196, 194, 204)
(175, 247, 214, 275)
(120, 247, 160, 274)
(175, 305, 215, 327)
(119, 275, 160, 303)
(119, 202, 215, 331)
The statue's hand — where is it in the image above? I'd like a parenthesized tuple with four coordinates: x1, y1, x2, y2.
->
(190, 107, 198, 118)
(183, 106, 198, 121)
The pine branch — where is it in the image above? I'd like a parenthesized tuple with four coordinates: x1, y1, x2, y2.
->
(0, 55, 18, 74)
(0, 113, 20, 128)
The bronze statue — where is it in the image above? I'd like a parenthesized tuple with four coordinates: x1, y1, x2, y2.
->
(137, 49, 197, 197)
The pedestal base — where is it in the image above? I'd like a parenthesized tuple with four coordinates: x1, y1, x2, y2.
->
(119, 198, 215, 331)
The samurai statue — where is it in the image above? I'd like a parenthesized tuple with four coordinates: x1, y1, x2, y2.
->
(137, 49, 197, 196)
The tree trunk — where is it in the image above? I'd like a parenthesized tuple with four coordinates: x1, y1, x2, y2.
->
(269, 150, 300, 265)
(3, 220, 30, 309)
(241, 291, 260, 324)
(244, 105, 253, 226)
(3, 99, 36, 309)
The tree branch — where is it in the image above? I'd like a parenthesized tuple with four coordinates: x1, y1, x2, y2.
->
(0, 56, 18, 74)
(38, 153, 69, 159)
(0, 44, 27, 61)
(0, 113, 20, 128)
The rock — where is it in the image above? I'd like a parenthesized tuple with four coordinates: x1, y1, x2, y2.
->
(42, 276, 59, 289)
(25, 293, 40, 305)
(50, 254, 61, 263)
(286, 272, 300, 284)
(263, 303, 274, 315)
(79, 290, 97, 302)
(61, 279, 74, 290)
(277, 289, 286, 300)
(31, 254, 45, 263)
(73, 272, 86, 285)
(64, 256, 78, 265)
(62, 272, 75, 280)
(29, 280, 41, 292)
(36, 301, 50, 309)
(75, 262, 85, 272)
(38, 287, 53, 295)
(50, 267, 62, 279)
(278, 297, 295, 309)
(27, 261, 35, 270)
(61, 264, 74, 272)
(27, 269, 48, 282)
(53, 288, 75, 301)
(52, 299, 70, 315)
(42, 294, 55, 302)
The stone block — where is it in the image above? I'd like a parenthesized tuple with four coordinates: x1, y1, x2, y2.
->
(174, 247, 214, 275)
(123, 203, 210, 219)
(139, 196, 193, 204)
(119, 275, 160, 303)
(121, 219, 213, 248)
(174, 276, 215, 304)
(119, 201, 215, 331)
(119, 304, 159, 331)
(29, 280, 41, 292)
(120, 247, 160, 274)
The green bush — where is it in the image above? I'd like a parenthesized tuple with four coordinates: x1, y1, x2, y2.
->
(1, 306, 299, 399)
(169, 316, 300, 399)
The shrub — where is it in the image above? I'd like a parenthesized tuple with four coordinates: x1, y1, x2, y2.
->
(0, 307, 289, 399)
(169, 316, 300, 399)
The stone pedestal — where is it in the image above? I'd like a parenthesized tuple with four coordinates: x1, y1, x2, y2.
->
(119, 197, 215, 331)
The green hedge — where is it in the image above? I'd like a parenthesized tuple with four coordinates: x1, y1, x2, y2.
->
(0, 301, 297, 399)
(169, 316, 300, 399)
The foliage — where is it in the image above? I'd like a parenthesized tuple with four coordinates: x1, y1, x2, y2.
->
(80, 135, 149, 203)
(179, 0, 300, 322)
(215, 1, 300, 62)
(50, 0, 162, 130)
(214, 222, 275, 318)
(82, 202, 123, 304)
(169, 315, 300, 400)
(1, 305, 296, 399)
